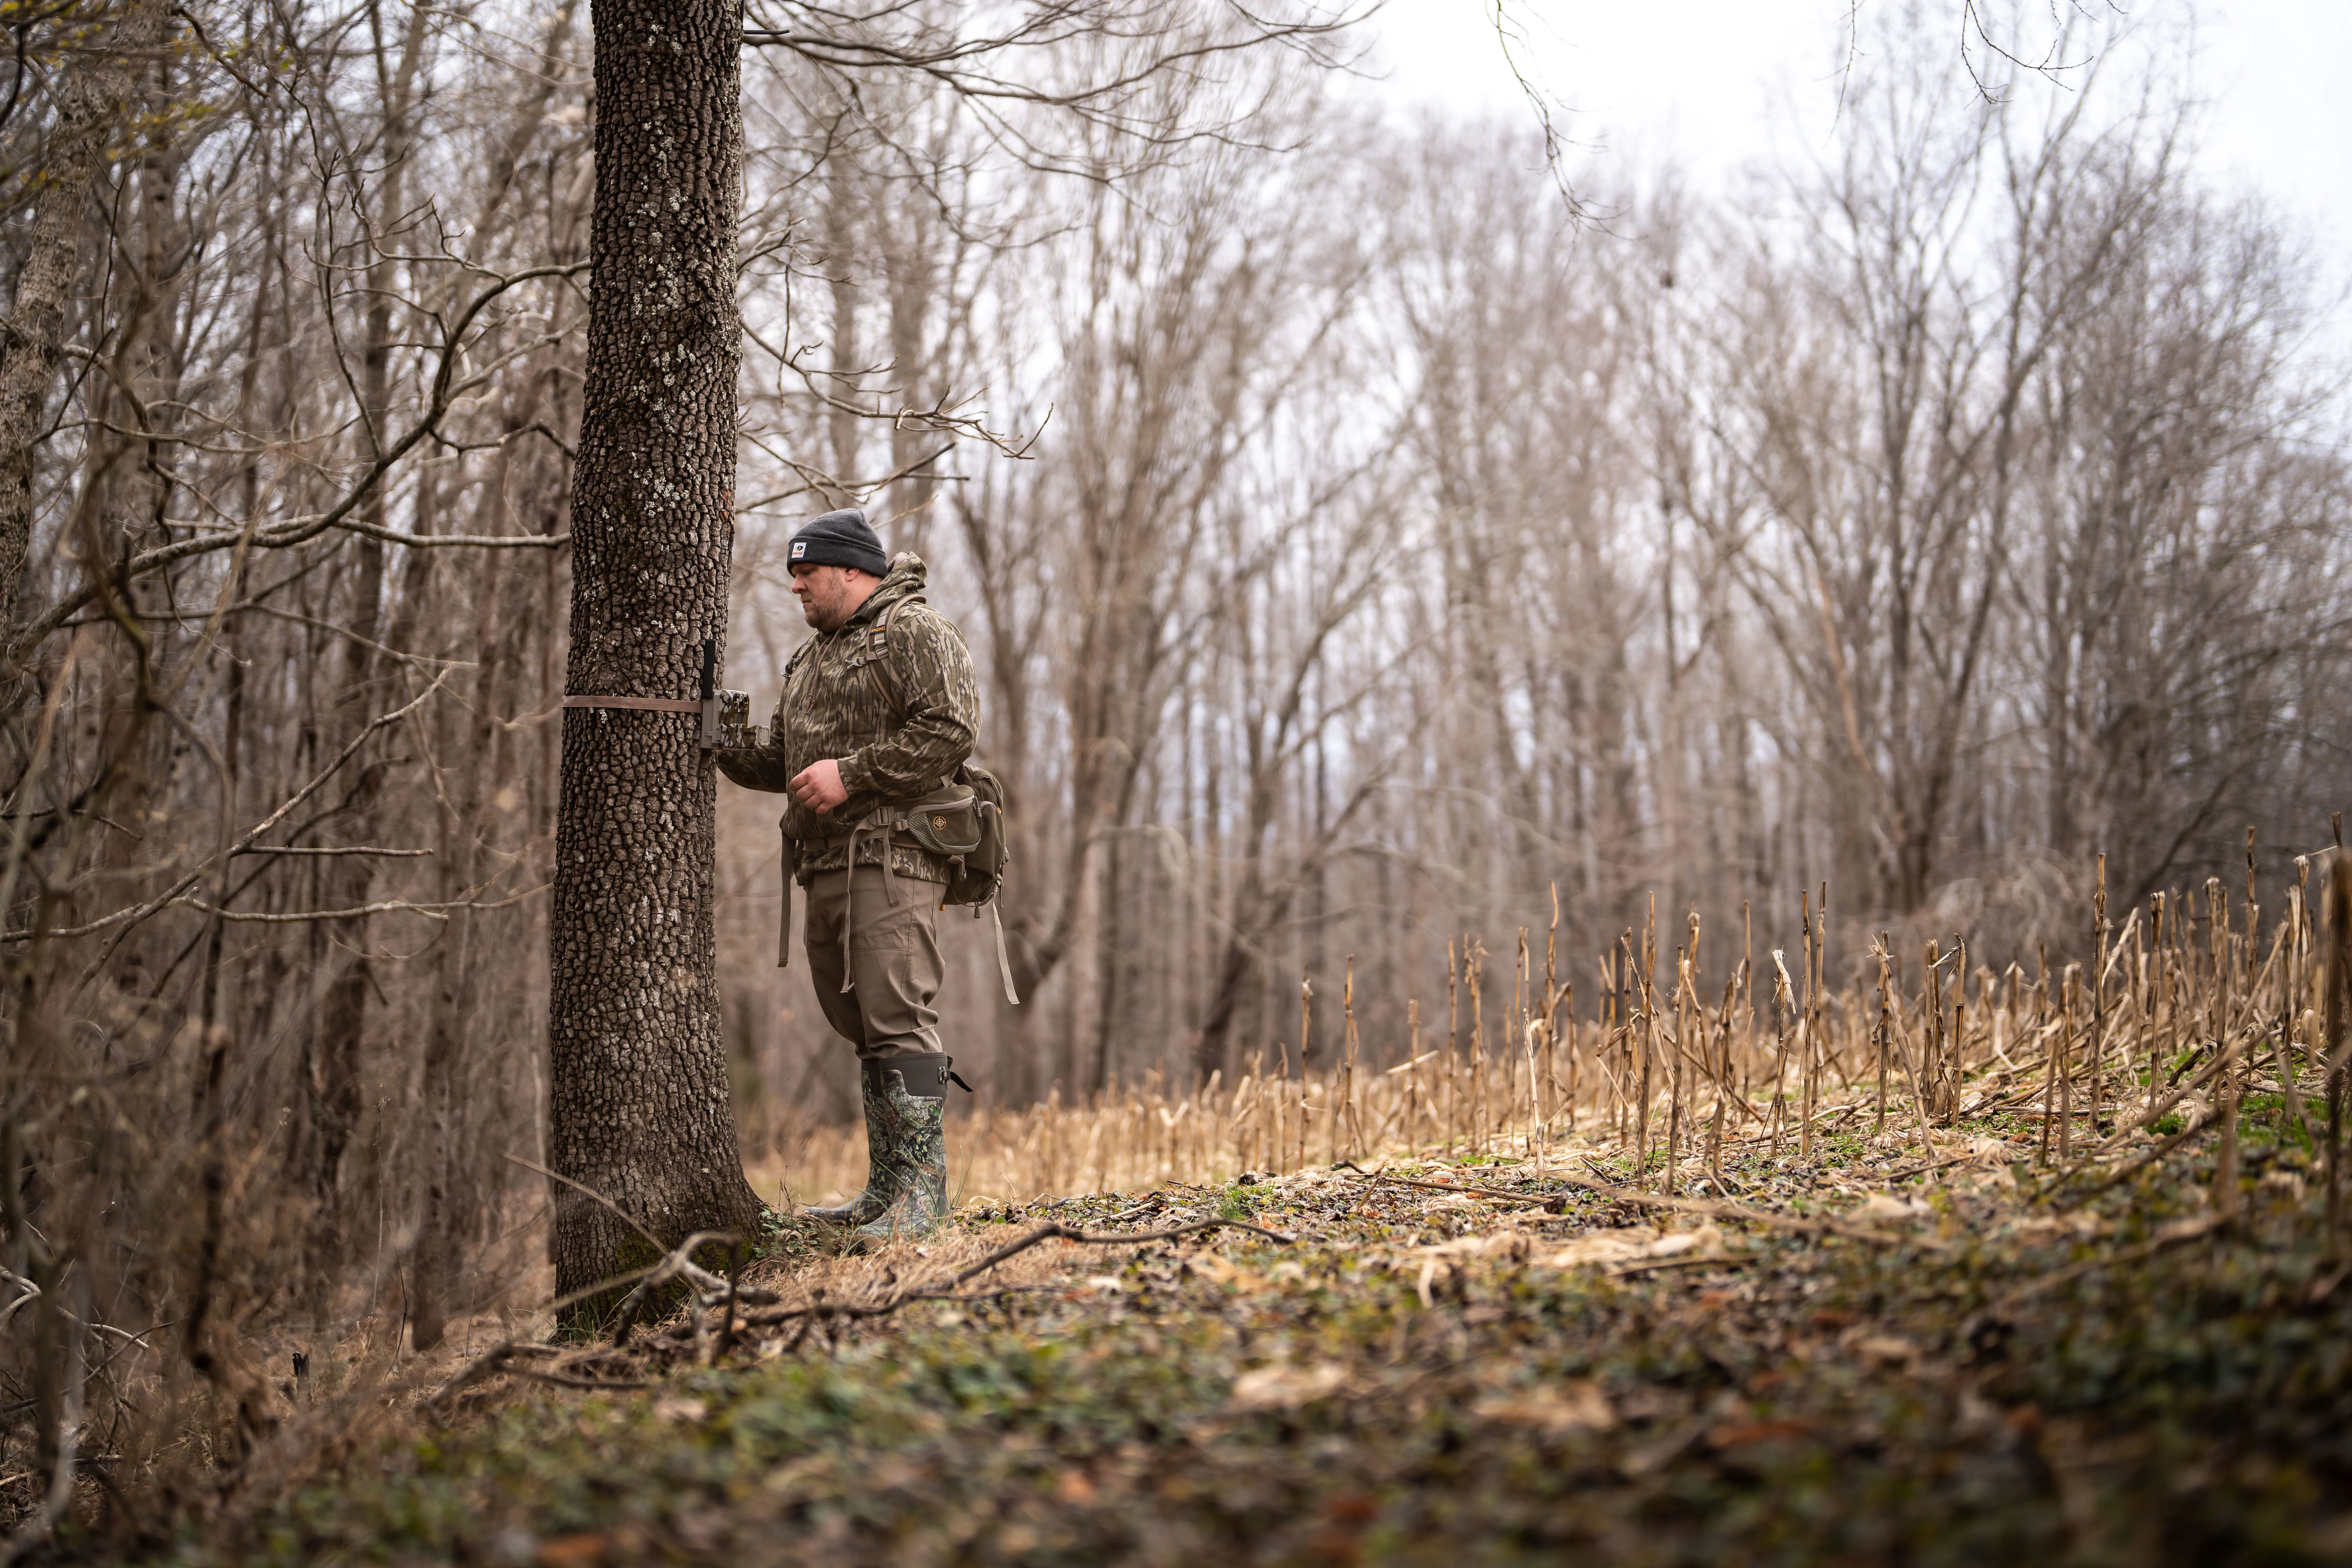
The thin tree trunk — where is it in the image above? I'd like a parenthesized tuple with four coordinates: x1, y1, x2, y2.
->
(0, 0, 169, 632)
(308, 0, 431, 1239)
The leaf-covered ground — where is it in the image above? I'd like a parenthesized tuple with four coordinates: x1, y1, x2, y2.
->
(150, 1103, 2352, 1567)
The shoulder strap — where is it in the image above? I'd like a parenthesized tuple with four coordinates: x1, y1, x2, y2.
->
(857, 595, 910, 717)
(861, 599, 971, 779)
(878, 594, 911, 676)
(859, 594, 927, 718)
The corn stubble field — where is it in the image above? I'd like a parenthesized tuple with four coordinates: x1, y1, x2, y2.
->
(96, 859, 2352, 1563)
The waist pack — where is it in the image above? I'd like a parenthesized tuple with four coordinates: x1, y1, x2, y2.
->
(898, 765, 1009, 909)
(889, 766, 1016, 1003)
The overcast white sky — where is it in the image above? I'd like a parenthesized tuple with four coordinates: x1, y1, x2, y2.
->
(1350, 0, 2352, 254)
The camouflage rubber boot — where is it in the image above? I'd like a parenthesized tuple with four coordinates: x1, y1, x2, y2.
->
(803, 1072, 897, 1227)
(849, 1054, 955, 1246)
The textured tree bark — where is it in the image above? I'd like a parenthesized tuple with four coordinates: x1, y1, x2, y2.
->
(548, 0, 764, 1301)
(0, 0, 168, 633)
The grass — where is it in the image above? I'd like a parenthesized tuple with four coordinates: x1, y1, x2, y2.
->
(135, 1091, 2352, 1568)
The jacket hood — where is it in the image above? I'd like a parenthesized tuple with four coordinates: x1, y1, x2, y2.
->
(844, 551, 929, 628)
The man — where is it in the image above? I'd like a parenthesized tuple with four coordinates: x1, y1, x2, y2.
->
(716, 507, 979, 1242)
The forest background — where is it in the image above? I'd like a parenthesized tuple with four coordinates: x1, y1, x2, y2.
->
(0, 0, 2347, 1480)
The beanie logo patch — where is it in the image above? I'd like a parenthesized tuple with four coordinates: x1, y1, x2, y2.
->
(790, 541, 807, 559)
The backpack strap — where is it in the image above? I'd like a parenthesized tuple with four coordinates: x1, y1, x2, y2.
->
(856, 594, 917, 719)
(856, 597, 977, 800)
(776, 824, 795, 970)
(859, 595, 971, 732)
(991, 901, 1020, 1005)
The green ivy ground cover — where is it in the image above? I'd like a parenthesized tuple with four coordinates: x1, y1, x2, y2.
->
(146, 1114, 2352, 1568)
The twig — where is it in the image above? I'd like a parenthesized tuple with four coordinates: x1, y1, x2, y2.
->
(1876, 1154, 1977, 1183)
(232, 844, 434, 858)
(502, 1366, 649, 1391)
(2034, 1118, 2209, 1205)
(503, 1153, 667, 1256)
(1605, 1251, 1752, 1278)
(716, 1241, 746, 1360)
(13, 672, 455, 950)
(1101, 1193, 1168, 1226)
(428, 1341, 649, 1407)
(609, 1232, 735, 1346)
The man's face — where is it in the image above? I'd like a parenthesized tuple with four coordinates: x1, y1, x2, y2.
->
(790, 563, 866, 632)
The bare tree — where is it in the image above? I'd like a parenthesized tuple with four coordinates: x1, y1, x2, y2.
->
(545, 0, 767, 1303)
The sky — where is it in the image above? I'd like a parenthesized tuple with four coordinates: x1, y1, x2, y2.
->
(1348, 0, 2352, 255)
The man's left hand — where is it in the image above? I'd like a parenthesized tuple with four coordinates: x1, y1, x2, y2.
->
(790, 758, 849, 814)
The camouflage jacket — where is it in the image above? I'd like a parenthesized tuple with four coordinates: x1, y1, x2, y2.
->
(716, 553, 979, 884)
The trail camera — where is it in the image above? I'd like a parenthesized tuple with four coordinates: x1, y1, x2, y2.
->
(700, 639, 758, 749)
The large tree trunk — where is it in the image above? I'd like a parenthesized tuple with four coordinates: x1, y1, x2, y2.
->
(548, 0, 763, 1302)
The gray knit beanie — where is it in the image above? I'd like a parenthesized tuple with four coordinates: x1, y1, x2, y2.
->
(787, 508, 889, 578)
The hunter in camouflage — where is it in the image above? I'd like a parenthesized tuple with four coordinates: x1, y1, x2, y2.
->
(716, 508, 977, 1242)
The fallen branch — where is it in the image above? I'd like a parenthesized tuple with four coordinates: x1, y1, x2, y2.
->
(1994, 1213, 2227, 1313)
(2034, 1118, 2209, 1206)
(951, 1217, 1295, 1285)
(427, 1341, 647, 1409)
(1606, 1251, 1752, 1279)
(1354, 1170, 1920, 1249)
(694, 1218, 1297, 1342)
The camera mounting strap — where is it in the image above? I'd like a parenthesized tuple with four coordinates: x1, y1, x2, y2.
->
(559, 696, 700, 712)
(557, 645, 717, 714)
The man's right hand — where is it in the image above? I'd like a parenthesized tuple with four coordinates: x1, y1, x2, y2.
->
(790, 758, 849, 815)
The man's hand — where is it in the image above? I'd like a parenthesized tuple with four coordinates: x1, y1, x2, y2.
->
(790, 758, 849, 815)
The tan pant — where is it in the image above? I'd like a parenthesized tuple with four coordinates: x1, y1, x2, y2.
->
(802, 865, 945, 1061)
